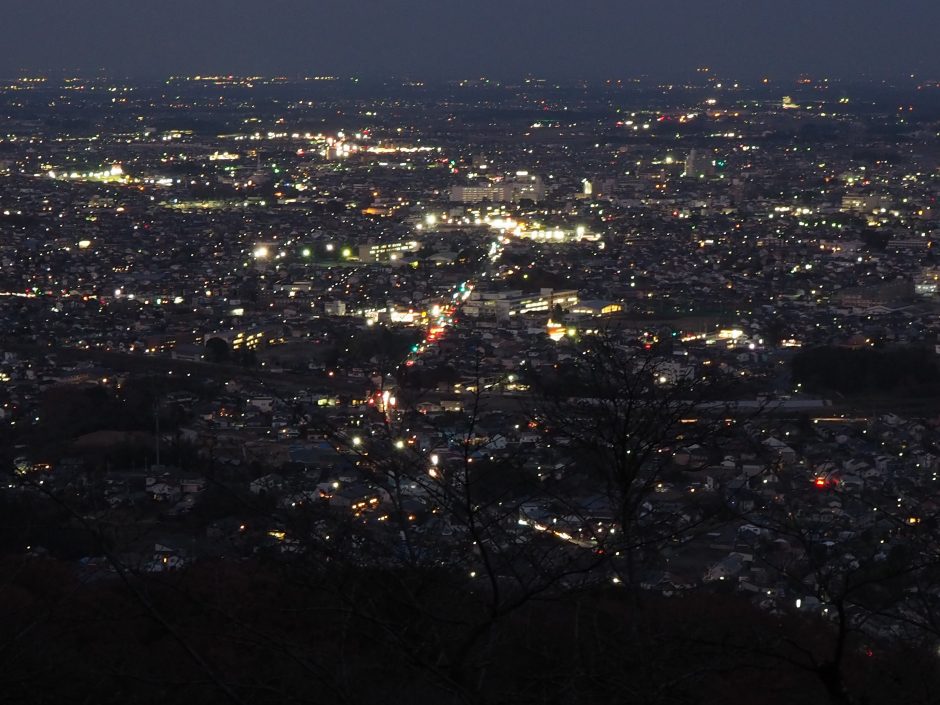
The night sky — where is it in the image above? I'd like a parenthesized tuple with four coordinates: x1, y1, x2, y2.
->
(2, 0, 938, 80)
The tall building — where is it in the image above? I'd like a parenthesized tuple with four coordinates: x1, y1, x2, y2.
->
(450, 183, 510, 203)
(357, 240, 419, 262)
(450, 173, 546, 203)
(511, 172, 546, 202)
(684, 149, 715, 178)
(841, 193, 891, 214)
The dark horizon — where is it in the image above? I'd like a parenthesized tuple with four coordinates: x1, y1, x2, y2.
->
(4, 0, 940, 82)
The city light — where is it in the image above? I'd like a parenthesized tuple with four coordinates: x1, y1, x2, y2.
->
(2, 67, 933, 694)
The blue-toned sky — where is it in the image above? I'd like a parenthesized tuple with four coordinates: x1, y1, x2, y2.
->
(1, 0, 936, 80)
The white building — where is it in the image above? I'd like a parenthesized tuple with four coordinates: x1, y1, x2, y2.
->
(450, 173, 546, 203)
(464, 288, 578, 320)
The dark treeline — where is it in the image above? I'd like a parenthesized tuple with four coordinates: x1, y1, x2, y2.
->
(792, 346, 940, 397)
(0, 557, 933, 705)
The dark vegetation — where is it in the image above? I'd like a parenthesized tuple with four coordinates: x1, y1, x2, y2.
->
(792, 346, 940, 397)
(0, 557, 931, 705)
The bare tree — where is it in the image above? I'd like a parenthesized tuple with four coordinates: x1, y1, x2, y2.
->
(527, 333, 739, 591)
